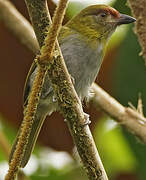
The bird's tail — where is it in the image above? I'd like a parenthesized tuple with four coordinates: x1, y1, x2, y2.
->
(9, 110, 46, 168)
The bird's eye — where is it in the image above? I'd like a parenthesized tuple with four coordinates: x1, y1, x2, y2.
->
(100, 13, 107, 18)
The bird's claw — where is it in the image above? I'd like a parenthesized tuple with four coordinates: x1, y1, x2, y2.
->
(82, 112, 91, 126)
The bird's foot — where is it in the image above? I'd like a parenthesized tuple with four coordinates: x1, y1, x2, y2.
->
(82, 112, 91, 126)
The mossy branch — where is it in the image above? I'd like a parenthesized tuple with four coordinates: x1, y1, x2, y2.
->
(4, 0, 107, 179)
(5, 65, 47, 180)
(24, 0, 51, 48)
(128, 0, 146, 64)
(24, 0, 108, 179)
(5, 0, 69, 179)
(3, 0, 146, 179)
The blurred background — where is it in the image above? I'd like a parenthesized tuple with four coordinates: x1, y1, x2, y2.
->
(0, 0, 146, 179)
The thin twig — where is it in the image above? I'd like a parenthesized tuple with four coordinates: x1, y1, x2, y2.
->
(0, 0, 39, 53)
(128, 0, 146, 64)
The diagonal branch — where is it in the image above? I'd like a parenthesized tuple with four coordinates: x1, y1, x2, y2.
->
(25, 0, 108, 180)
(91, 84, 146, 143)
(5, 64, 47, 180)
(2, 0, 146, 178)
(25, 0, 51, 48)
(5, 0, 108, 180)
(0, 0, 39, 53)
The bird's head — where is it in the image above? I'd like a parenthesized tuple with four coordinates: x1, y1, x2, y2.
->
(66, 5, 136, 40)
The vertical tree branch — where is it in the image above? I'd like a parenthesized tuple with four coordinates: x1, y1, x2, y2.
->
(128, 0, 146, 63)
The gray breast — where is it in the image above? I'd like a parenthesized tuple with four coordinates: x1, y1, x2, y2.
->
(60, 33, 104, 99)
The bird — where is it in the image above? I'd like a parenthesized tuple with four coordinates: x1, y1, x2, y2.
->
(9, 4, 136, 168)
